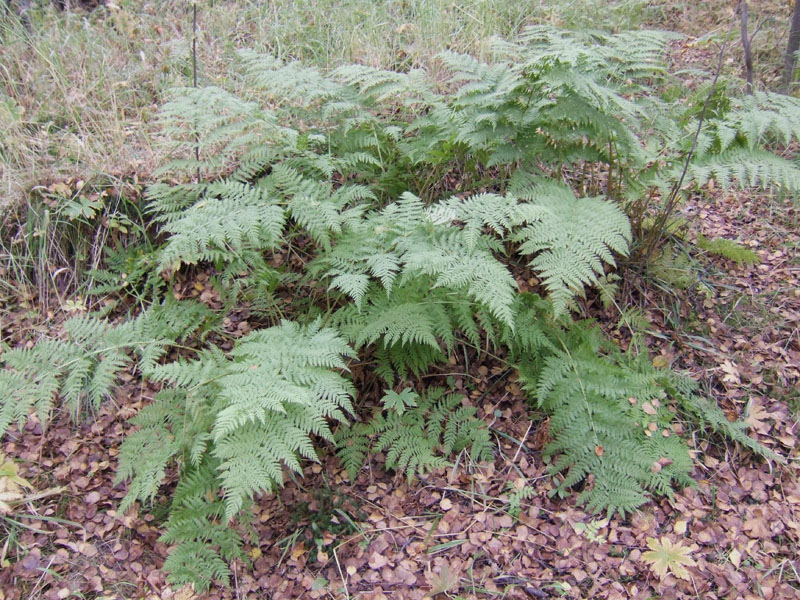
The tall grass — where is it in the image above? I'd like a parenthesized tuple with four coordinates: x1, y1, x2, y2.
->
(1, 0, 657, 209)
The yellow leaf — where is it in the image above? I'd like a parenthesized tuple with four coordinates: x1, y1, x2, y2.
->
(729, 548, 742, 568)
(0, 453, 31, 490)
(0, 490, 23, 515)
(652, 355, 669, 369)
(49, 182, 72, 197)
(290, 543, 305, 562)
(719, 359, 740, 385)
(641, 536, 696, 580)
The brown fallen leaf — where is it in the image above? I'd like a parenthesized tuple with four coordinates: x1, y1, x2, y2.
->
(368, 551, 389, 569)
(744, 398, 772, 435)
(742, 514, 771, 539)
(425, 560, 461, 595)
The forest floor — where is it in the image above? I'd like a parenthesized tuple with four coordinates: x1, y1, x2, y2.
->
(1, 2, 800, 600)
(1, 181, 798, 600)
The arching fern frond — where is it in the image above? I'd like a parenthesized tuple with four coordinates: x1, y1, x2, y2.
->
(510, 178, 631, 316)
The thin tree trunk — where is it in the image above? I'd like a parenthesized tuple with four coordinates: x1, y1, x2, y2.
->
(740, 1, 754, 94)
(782, 0, 800, 93)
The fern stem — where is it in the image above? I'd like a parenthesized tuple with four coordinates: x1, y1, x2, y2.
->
(640, 9, 738, 263)
(192, 1, 200, 183)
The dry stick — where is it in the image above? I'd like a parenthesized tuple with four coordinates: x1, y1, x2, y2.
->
(511, 420, 533, 464)
(781, 0, 800, 93)
(641, 10, 739, 264)
(332, 546, 351, 600)
(740, 0, 754, 94)
(192, 1, 200, 183)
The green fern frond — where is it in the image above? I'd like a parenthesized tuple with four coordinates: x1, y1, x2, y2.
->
(510, 178, 631, 316)
(696, 235, 760, 266)
(159, 461, 244, 592)
(687, 148, 800, 193)
(157, 185, 286, 271)
(120, 320, 356, 522)
(337, 387, 491, 482)
(0, 301, 213, 437)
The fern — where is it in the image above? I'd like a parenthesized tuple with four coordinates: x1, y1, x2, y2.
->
(118, 320, 355, 521)
(696, 235, 760, 266)
(0, 299, 214, 436)
(335, 387, 492, 482)
(686, 148, 800, 193)
(87, 245, 166, 302)
(507, 483, 536, 519)
(155, 85, 288, 179)
(158, 461, 245, 592)
(509, 177, 631, 315)
(516, 322, 694, 518)
(156, 183, 286, 272)
(4, 23, 791, 591)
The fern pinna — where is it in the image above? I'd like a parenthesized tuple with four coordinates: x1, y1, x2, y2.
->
(336, 387, 493, 482)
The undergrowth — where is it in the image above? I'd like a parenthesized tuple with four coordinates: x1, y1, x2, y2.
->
(0, 24, 794, 591)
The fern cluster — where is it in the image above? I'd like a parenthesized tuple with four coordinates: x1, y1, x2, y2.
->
(116, 320, 355, 589)
(0, 23, 789, 591)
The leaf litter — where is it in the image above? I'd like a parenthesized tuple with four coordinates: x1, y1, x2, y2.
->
(1, 79, 799, 600)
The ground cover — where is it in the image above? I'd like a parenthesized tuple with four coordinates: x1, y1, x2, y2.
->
(1, 2, 798, 599)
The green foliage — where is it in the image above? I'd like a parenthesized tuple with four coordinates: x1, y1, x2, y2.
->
(1, 22, 788, 592)
(0, 299, 214, 436)
(157, 462, 245, 592)
(508, 176, 631, 316)
(87, 245, 166, 303)
(119, 320, 356, 521)
(518, 321, 695, 517)
(335, 388, 493, 482)
(507, 483, 536, 520)
(696, 235, 760, 266)
(382, 388, 418, 416)
(116, 320, 355, 589)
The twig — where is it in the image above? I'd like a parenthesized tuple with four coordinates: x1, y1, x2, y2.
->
(641, 9, 739, 263)
(511, 420, 533, 464)
(192, 1, 200, 183)
(740, 1, 754, 94)
(332, 546, 351, 600)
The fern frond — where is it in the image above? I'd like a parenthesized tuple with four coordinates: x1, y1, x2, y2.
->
(157, 184, 286, 271)
(122, 320, 356, 522)
(686, 148, 800, 193)
(0, 301, 211, 437)
(510, 179, 631, 316)
(336, 388, 492, 482)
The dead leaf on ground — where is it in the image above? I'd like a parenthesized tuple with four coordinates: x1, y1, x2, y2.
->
(719, 359, 741, 385)
(425, 559, 462, 595)
(744, 398, 772, 435)
(641, 536, 696, 581)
